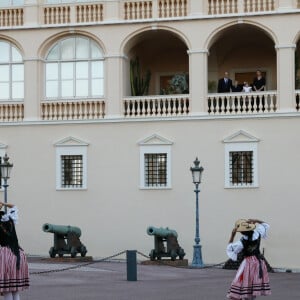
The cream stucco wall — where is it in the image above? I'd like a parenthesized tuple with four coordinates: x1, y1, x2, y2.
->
(0, 1, 300, 269)
(1, 116, 299, 269)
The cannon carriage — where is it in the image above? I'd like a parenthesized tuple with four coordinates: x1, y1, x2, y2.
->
(147, 226, 185, 261)
(43, 223, 87, 258)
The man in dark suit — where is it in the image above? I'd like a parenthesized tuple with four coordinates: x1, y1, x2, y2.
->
(217, 72, 232, 93)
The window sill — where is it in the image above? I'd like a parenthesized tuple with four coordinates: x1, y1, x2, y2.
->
(224, 185, 259, 189)
(139, 186, 172, 190)
(56, 188, 87, 191)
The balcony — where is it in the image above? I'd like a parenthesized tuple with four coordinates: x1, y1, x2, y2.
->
(40, 99, 105, 121)
(0, 0, 298, 28)
(0, 102, 24, 122)
(123, 94, 189, 117)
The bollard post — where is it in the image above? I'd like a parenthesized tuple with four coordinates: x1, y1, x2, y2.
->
(126, 250, 137, 281)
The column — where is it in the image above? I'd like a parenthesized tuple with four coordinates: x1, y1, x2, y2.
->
(188, 50, 209, 114)
(189, 0, 205, 16)
(105, 54, 125, 118)
(24, 0, 39, 26)
(103, 0, 120, 21)
(277, 0, 295, 11)
(23, 59, 41, 121)
(276, 44, 296, 111)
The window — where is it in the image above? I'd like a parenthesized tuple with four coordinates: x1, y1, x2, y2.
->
(61, 155, 83, 188)
(0, 40, 24, 100)
(46, 0, 96, 3)
(144, 153, 167, 187)
(229, 151, 253, 185)
(139, 134, 172, 189)
(55, 137, 88, 190)
(45, 36, 104, 99)
(0, 0, 23, 7)
(224, 131, 259, 188)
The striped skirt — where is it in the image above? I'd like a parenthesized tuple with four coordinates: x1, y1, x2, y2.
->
(227, 256, 271, 299)
(0, 246, 29, 293)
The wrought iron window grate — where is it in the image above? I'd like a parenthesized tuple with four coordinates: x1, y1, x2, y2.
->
(144, 153, 167, 187)
(61, 155, 83, 188)
(229, 151, 253, 185)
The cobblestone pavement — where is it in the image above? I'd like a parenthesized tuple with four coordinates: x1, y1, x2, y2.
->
(18, 259, 300, 300)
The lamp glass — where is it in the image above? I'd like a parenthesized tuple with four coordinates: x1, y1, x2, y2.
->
(0, 162, 13, 180)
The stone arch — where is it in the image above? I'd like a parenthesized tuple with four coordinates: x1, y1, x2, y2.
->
(38, 30, 106, 59)
(121, 26, 190, 96)
(206, 21, 277, 92)
(0, 34, 24, 57)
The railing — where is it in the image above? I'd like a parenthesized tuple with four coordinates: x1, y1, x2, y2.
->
(244, 0, 275, 12)
(207, 91, 277, 114)
(43, 6, 70, 25)
(0, 8, 23, 26)
(76, 3, 103, 23)
(0, 102, 24, 122)
(296, 90, 300, 111)
(124, 1, 152, 20)
(208, 0, 275, 14)
(41, 100, 105, 120)
(158, 0, 188, 18)
(123, 95, 189, 117)
(208, 0, 238, 14)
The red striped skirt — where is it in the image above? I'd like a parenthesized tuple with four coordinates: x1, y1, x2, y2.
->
(227, 256, 271, 299)
(0, 247, 29, 293)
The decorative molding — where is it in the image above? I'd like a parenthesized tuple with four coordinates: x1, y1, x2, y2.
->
(138, 133, 173, 146)
(54, 136, 89, 147)
(187, 49, 209, 55)
(274, 44, 297, 50)
(223, 130, 259, 143)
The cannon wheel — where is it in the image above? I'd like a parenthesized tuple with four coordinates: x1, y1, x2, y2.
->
(70, 247, 77, 258)
(170, 250, 177, 261)
(49, 247, 56, 258)
(80, 245, 87, 257)
(149, 249, 156, 261)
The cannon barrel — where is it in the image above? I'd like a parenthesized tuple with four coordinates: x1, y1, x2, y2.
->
(147, 226, 178, 238)
(42, 223, 81, 238)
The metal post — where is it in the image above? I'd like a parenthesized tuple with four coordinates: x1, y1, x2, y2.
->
(3, 178, 8, 213)
(126, 250, 137, 281)
(192, 183, 204, 267)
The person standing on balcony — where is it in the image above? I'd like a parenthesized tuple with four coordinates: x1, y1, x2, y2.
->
(0, 202, 29, 300)
(218, 72, 233, 93)
(226, 219, 271, 300)
(253, 70, 266, 91)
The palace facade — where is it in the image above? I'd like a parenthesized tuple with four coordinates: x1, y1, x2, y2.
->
(0, 0, 300, 269)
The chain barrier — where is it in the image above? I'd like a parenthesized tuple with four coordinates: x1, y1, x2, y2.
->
(29, 250, 226, 275)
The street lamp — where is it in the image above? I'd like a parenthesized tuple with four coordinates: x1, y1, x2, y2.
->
(190, 157, 204, 268)
(0, 154, 13, 212)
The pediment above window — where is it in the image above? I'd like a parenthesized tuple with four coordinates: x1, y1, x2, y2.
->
(138, 134, 173, 146)
(0, 143, 7, 149)
(223, 130, 259, 143)
(54, 136, 89, 147)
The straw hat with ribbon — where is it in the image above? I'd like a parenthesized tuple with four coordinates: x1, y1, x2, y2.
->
(235, 219, 256, 232)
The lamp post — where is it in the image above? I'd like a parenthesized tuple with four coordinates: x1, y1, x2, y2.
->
(190, 157, 204, 268)
(0, 154, 13, 213)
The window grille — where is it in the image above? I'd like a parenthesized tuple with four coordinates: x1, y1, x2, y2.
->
(144, 153, 167, 187)
(61, 155, 83, 188)
(229, 151, 253, 185)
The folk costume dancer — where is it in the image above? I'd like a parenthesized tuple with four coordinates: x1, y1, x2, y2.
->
(226, 219, 271, 300)
(0, 202, 29, 300)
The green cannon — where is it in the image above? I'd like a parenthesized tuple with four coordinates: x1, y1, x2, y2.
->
(147, 226, 185, 261)
(42, 223, 87, 258)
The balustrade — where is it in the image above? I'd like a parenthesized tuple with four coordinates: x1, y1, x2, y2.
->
(124, 1, 152, 19)
(123, 95, 189, 117)
(0, 103, 24, 122)
(208, 0, 238, 14)
(76, 4, 103, 23)
(0, 8, 23, 26)
(41, 100, 105, 121)
(43, 6, 70, 25)
(207, 91, 277, 114)
(244, 0, 275, 12)
(158, 0, 187, 18)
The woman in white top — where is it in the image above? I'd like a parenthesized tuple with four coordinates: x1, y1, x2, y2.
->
(226, 219, 271, 300)
(0, 202, 29, 300)
(242, 82, 252, 93)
